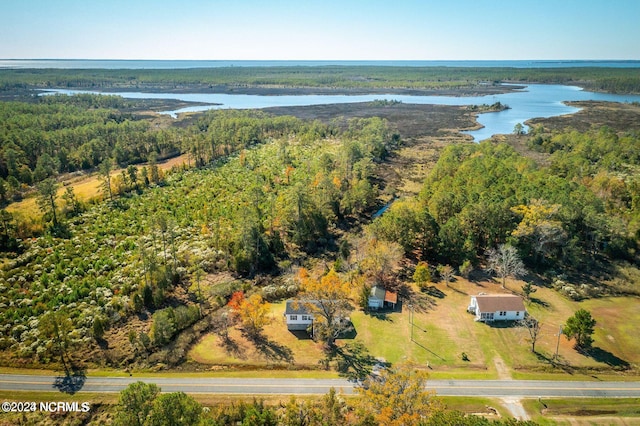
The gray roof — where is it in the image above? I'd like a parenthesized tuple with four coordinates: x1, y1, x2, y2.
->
(474, 295, 525, 312)
(370, 285, 386, 301)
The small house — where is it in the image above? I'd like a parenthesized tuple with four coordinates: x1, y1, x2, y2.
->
(467, 294, 525, 322)
(368, 285, 398, 310)
(284, 299, 315, 331)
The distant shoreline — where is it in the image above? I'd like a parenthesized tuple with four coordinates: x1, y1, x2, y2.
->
(2, 59, 640, 70)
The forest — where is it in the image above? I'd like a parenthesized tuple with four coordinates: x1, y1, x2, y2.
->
(2, 65, 640, 93)
(0, 94, 184, 203)
(0, 97, 398, 366)
(372, 128, 639, 284)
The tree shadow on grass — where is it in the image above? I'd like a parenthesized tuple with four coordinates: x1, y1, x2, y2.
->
(217, 334, 247, 360)
(327, 342, 379, 381)
(246, 331, 294, 364)
(53, 366, 86, 394)
(364, 311, 393, 322)
(445, 284, 468, 296)
(529, 296, 550, 308)
(534, 352, 576, 375)
(422, 286, 446, 299)
(398, 283, 438, 313)
(412, 340, 446, 361)
(582, 346, 630, 370)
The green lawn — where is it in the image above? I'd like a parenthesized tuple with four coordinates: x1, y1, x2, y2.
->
(522, 397, 640, 425)
(188, 279, 640, 380)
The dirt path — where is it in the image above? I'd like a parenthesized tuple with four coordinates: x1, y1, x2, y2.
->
(502, 397, 530, 421)
(493, 354, 530, 421)
(493, 354, 511, 380)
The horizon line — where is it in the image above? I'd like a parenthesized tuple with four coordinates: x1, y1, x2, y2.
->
(3, 58, 640, 62)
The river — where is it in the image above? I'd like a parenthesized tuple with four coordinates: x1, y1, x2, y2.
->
(40, 85, 640, 142)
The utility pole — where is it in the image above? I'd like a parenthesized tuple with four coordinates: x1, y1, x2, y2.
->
(555, 324, 563, 360)
(408, 304, 414, 342)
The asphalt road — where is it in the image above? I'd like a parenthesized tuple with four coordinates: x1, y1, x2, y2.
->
(1, 374, 640, 398)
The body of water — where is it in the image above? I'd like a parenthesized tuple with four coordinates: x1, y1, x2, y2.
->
(3, 59, 640, 69)
(41, 85, 640, 142)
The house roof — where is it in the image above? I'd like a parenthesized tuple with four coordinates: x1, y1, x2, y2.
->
(474, 295, 525, 312)
(384, 290, 398, 304)
(370, 286, 386, 301)
(285, 299, 316, 315)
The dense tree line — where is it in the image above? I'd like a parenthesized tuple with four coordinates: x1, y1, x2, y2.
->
(372, 132, 639, 274)
(2, 66, 640, 93)
(0, 94, 181, 201)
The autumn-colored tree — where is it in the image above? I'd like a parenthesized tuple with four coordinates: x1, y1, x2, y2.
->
(296, 268, 352, 347)
(228, 291, 245, 311)
(359, 237, 403, 286)
(356, 362, 442, 426)
(233, 293, 272, 336)
(511, 199, 566, 265)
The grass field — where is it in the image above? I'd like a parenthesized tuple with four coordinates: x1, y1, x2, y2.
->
(189, 276, 640, 381)
(6, 154, 190, 221)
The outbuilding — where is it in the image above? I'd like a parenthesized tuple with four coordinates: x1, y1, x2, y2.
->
(368, 285, 398, 310)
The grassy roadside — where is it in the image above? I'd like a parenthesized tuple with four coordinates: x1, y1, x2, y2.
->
(522, 397, 640, 425)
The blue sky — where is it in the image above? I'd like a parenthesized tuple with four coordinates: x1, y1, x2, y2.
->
(1, 0, 639, 60)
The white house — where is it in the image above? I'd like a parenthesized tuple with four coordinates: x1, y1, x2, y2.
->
(284, 299, 315, 331)
(368, 285, 398, 310)
(467, 294, 526, 322)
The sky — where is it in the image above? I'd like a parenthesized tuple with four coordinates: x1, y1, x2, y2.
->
(1, 0, 639, 60)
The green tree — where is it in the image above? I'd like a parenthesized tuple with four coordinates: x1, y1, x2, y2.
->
(564, 309, 596, 350)
(127, 164, 139, 190)
(459, 259, 473, 279)
(61, 186, 82, 217)
(151, 308, 175, 346)
(413, 261, 431, 289)
(38, 310, 74, 370)
(99, 158, 114, 202)
(36, 178, 59, 226)
(147, 392, 202, 426)
(513, 122, 525, 135)
(521, 282, 537, 302)
(0, 209, 14, 239)
(113, 381, 160, 426)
